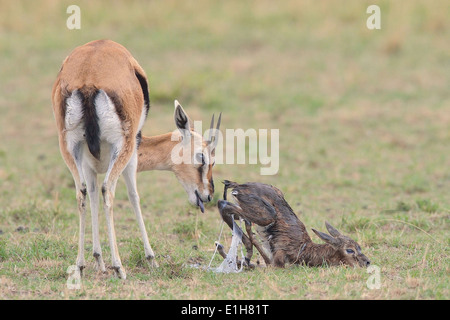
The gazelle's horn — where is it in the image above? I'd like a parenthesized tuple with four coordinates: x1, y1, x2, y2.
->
(208, 114, 215, 142)
(216, 112, 222, 132)
(208, 112, 222, 149)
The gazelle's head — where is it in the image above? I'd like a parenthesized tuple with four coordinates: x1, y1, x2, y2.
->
(171, 100, 221, 212)
(312, 222, 371, 268)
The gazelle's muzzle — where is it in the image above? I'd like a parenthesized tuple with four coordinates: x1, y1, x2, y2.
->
(358, 254, 371, 267)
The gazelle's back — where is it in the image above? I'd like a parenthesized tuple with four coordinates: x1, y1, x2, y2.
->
(59, 40, 142, 94)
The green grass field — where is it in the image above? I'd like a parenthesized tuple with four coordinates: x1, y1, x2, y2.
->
(0, 0, 448, 300)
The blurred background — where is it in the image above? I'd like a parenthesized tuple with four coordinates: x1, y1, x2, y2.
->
(0, 0, 448, 299)
(1, 0, 448, 208)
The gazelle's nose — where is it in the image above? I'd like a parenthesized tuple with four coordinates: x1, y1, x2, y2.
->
(207, 195, 212, 202)
(362, 256, 371, 267)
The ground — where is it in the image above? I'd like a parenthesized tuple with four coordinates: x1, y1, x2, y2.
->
(0, 0, 448, 299)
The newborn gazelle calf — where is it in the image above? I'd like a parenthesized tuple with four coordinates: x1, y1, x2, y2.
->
(217, 181, 370, 268)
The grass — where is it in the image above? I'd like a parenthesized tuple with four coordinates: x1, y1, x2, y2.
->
(0, 0, 449, 300)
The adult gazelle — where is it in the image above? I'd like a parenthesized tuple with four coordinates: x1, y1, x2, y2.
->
(52, 40, 221, 279)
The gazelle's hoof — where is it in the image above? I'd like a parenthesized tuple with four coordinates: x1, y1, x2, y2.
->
(95, 264, 107, 274)
(76, 264, 85, 277)
(112, 266, 127, 280)
(214, 241, 227, 259)
(146, 255, 159, 268)
(243, 258, 256, 269)
(93, 253, 107, 273)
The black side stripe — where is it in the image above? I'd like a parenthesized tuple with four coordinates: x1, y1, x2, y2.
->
(136, 130, 142, 148)
(135, 70, 150, 117)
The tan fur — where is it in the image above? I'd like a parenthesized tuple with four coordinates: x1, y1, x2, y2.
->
(137, 131, 214, 196)
(137, 133, 176, 172)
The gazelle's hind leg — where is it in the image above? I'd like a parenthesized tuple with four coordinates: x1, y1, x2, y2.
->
(122, 152, 158, 268)
(217, 200, 273, 267)
(75, 179, 87, 274)
(60, 142, 87, 275)
(101, 140, 139, 280)
(217, 201, 255, 267)
(82, 164, 106, 273)
(244, 221, 272, 266)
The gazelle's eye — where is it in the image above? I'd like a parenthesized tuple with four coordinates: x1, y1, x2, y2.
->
(201, 154, 206, 166)
(346, 249, 355, 254)
(196, 153, 206, 166)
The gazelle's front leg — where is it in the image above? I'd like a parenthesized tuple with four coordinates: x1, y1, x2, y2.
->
(122, 152, 158, 268)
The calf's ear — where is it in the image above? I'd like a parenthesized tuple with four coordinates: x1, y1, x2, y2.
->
(325, 221, 342, 238)
(312, 228, 341, 247)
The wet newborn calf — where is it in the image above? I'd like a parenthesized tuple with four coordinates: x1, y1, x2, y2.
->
(217, 180, 370, 268)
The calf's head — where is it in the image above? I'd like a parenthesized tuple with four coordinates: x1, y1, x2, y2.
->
(312, 222, 370, 267)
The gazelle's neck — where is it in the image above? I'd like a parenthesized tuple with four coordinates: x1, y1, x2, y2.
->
(137, 133, 178, 172)
(299, 242, 340, 267)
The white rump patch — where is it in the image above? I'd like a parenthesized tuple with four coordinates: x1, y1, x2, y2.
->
(65, 90, 83, 131)
(138, 103, 147, 133)
(95, 90, 123, 146)
(64, 90, 84, 156)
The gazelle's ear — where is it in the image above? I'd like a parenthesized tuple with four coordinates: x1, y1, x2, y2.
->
(325, 222, 342, 238)
(312, 228, 340, 247)
(174, 100, 192, 139)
